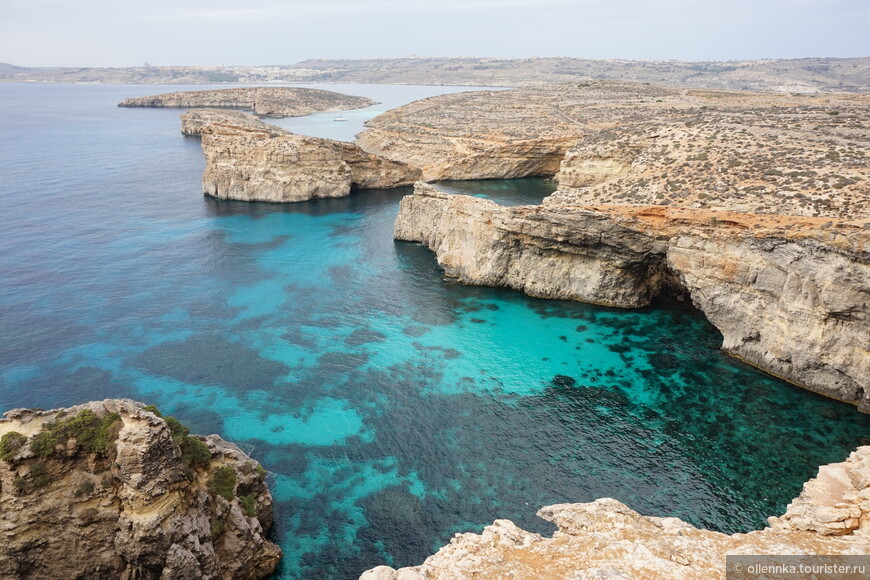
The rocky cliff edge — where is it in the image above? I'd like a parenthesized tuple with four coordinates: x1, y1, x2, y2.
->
(362, 446, 870, 579)
(395, 183, 870, 410)
(119, 87, 375, 118)
(199, 117, 421, 202)
(0, 399, 281, 579)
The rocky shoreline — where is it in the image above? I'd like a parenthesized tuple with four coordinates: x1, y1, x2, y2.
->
(0, 400, 281, 579)
(179, 82, 868, 408)
(357, 82, 868, 219)
(119, 86, 375, 118)
(197, 114, 420, 202)
(362, 446, 870, 579)
(396, 182, 870, 411)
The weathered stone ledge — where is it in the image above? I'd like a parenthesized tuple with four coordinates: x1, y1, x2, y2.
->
(362, 446, 870, 579)
(0, 399, 281, 579)
(119, 86, 376, 118)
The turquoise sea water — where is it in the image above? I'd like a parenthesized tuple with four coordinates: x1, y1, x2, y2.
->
(1, 83, 868, 579)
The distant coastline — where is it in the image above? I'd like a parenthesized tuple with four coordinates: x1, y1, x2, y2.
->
(2, 56, 870, 92)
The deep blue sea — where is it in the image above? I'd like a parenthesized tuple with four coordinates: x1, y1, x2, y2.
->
(1, 83, 868, 579)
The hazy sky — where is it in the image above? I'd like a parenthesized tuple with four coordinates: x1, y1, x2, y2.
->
(2, 0, 868, 67)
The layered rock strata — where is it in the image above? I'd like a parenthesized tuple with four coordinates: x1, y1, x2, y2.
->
(358, 82, 868, 218)
(0, 399, 281, 579)
(119, 87, 375, 118)
(395, 183, 870, 409)
(181, 108, 276, 136)
(200, 121, 422, 202)
(362, 446, 870, 580)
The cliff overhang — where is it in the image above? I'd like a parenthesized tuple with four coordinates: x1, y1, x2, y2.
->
(395, 183, 870, 411)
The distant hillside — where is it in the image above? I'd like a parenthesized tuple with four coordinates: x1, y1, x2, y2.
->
(2, 57, 869, 92)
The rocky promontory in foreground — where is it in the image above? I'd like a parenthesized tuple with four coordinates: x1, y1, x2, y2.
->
(0, 399, 281, 579)
(358, 82, 868, 218)
(363, 446, 870, 579)
(119, 86, 375, 118)
(396, 183, 870, 410)
(196, 113, 421, 202)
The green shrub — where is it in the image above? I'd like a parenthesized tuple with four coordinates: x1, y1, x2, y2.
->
(208, 466, 237, 500)
(30, 431, 60, 458)
(143, 405, 162, 418)
(30, 461, 51, 488)
(180, 436, 211, 470)
(0, 431, 27, 461)
(255, 465, 267, 480)
(75, 480, 96, 497)
(165, 416, 189, 438)
(240, 494, 257, 517)
(29, 410, 122, 458)
(211, 518, 225, 536)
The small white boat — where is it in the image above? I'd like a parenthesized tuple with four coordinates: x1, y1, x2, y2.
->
(333, 116, 349, 122)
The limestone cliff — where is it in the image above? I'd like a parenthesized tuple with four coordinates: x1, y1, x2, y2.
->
(357, 82, 868, 218)
(200, 120, 421, 203)
(181, 109, 275, 137)
(119, 87, 375, 118)
(395, 183, 870, 409)
(362, 446, 870, 579)
(356, 87, 584, 182)
(0, 399, 281, 579)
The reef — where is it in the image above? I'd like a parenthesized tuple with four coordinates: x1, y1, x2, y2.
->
(199, 117, 421, 202)
(362, 446, 870, 579)
(0, 399, 281, 579)
(395, 183, 870, 410)
(119, 86, 375, 118)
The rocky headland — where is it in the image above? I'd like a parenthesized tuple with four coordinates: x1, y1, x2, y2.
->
(198, 115, 421, 202)
(362, 446, 870, 579)
(181, 108, 277, 136)
(396, 183, 870, 410)
(0, 399, 281, 579)
(119, 86, 375, 118)
(358, 82, 869, 218)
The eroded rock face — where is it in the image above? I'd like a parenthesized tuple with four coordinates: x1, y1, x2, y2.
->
(357, 82, 868, 218)
(356, 86, 588, 181)
(119, 87, 375, 118)
(0, 399, 281, 579)
(181, 109, 276, 137)
(395, 183, 870, 409)
(362, 447, 870, 580)
(200, 120, 421, 202)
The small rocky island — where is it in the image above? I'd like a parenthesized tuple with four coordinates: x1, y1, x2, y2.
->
(119, 86, 376, 118)
(0, 400, 281, 579)
(363, 446, 870, 579)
